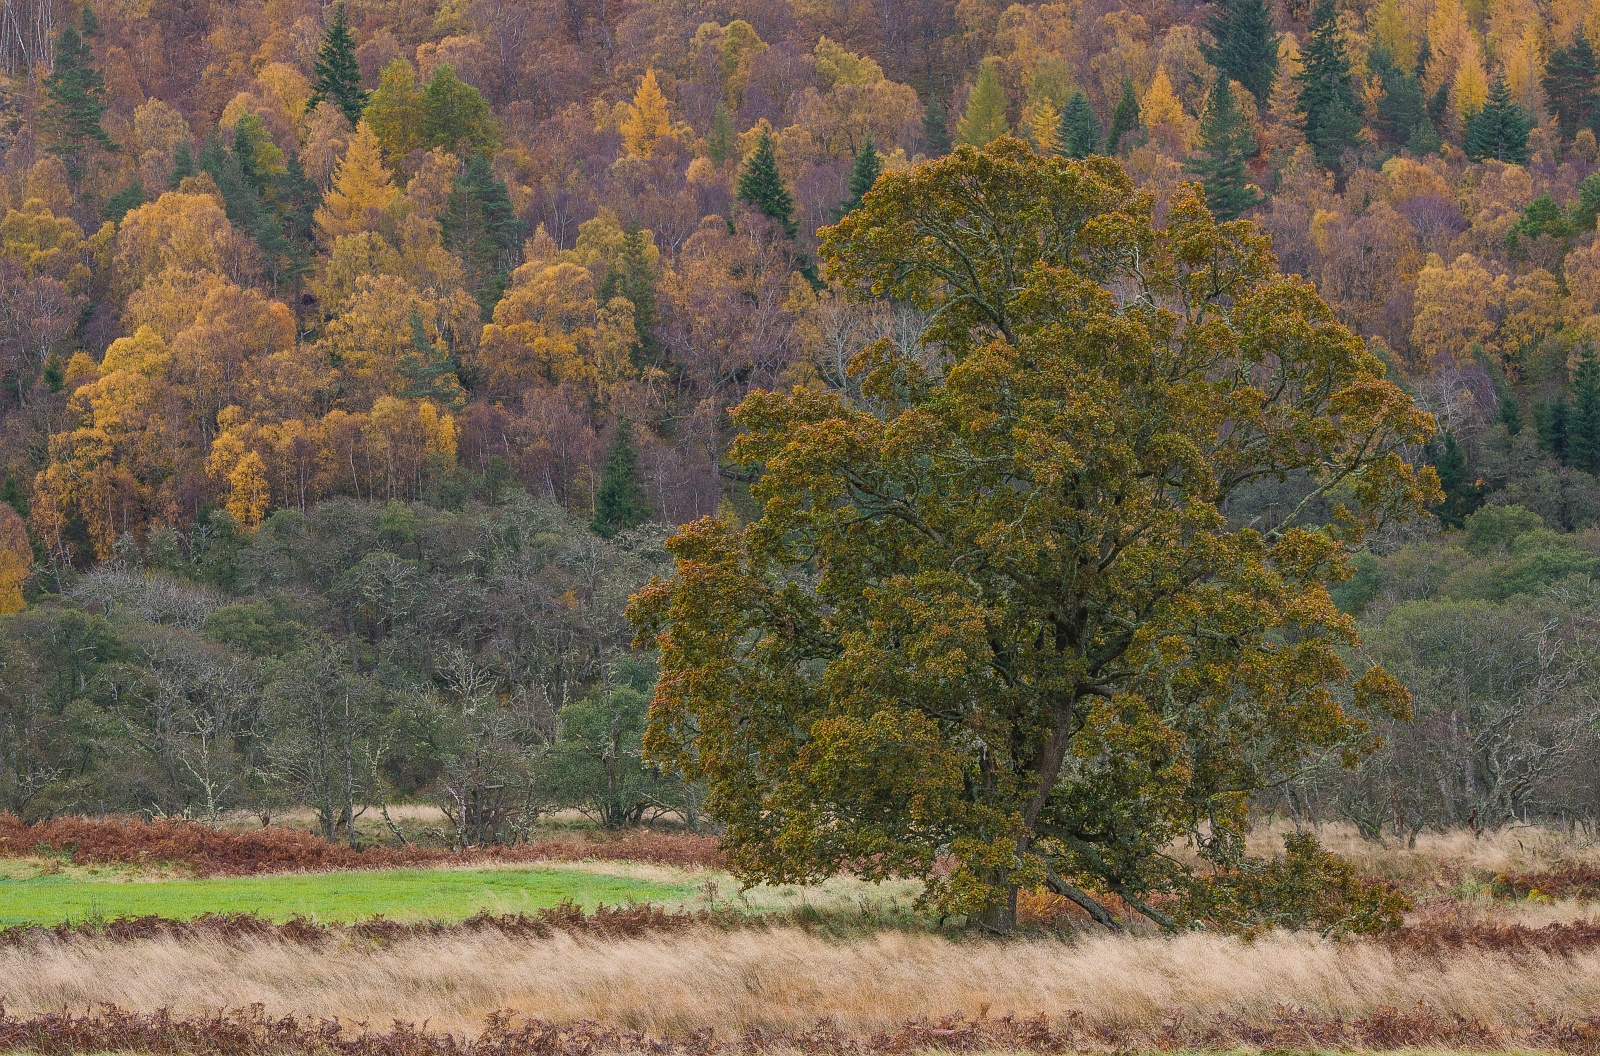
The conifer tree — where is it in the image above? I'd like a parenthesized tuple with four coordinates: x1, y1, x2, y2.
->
(307, 1, 366, 126)
(41, 25, 116, 184)
(1371, 43, 1435, 149)
(1185, 78, 1260, 220)
(834, 137, 881, 219)
(399, 304, 466, 410)
(1464, 69, 1531, 163)
(79, 0, 97, 35)
(736, 128, 798, 237)
(1027, 98, 1061, 153)
(1569, 345, 1600, 472)
(1058, 90, 1098, 157)
(956, 60, 1010, 146)
(617, 222, 659, 365)
(706, 102, 736, 165)
(1202, 0, 1280, 107)
(1575, 172, 1600, 231)
(922, 90, 952, 156)
(444, 152, 525, 318)
(591, 418, 651, 538)
(1106, 77, 1141, 154)
(1499, 385, 1523, 435)
(1538, 394, 1570, 460)
(1295, 0, 1361, 170)
(170, 139, 195, 188)
(1542, 36, 1600, 141)
(1432, 432, 1483, 528)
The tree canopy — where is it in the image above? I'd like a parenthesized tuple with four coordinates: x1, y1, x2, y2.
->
(632, 139, 1439, 933)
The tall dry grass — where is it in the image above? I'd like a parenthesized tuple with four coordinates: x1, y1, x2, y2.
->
(4, 926, 1600, 1035)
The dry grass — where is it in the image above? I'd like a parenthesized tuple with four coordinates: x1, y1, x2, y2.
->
(3, 926, 1599, 1036)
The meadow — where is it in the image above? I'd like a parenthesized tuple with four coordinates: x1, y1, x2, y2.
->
(4, 816, 1600, 1053)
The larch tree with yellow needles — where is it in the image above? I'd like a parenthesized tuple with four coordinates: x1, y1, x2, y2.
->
(631, 139, 1440, 935)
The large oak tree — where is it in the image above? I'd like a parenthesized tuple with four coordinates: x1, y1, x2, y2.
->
(631, 139, 1439, 932)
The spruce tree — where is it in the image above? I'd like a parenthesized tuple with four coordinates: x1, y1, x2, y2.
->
(834, 137, 881, 218)
(1432, 433, 1483, 528)
(79, 0, 97, 36)
(1541, 35, 1600, 141)
(1371, 44, 1434, 149)
(444, 152, 526, 318)
(1575, 172, 1600, 232)
(1294, 0, 1361, 170)
(1569, 345, 1600, 472)
(1499, 386, 1523, 435)
(1538, 394, 1570, 460)
(617, 222, 659, 365)
(922, 90, 952, 156)
(591, 419, 651, 538)
(169, 139, 195, 188)
(956, 60, 1010, 146)
(1106, 77, 1141, 155)
(1464, 69, 1531, 163)
(1058, 90, 1098, 158)
(307, 1, 366, 126)
(706, 102, 736, 166)
(736, 128, 798, 237)
(398, 303, 466, 410)
(1185, 78, 1260, 220)
(1201, 0, 1280, 107)
(41, 25, 116, 185)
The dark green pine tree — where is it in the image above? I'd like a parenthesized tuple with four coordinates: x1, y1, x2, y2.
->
(1294, 0, 1361, 170)
(1371, 43, 1436, 150)
(1464, 69, 1531, 164)
(200, 128, 300, 290)
(40, 25, 116, 185)
(1574, 172, 1600, 232)
(921, 90, 952, 157)
(1057, 90, 1098, 158)
(79, 1, 98, 36)
(833, 136, 882, 219)
(444, 152, 526, 318)
(306, 1, 367, 125)
(1185, 77, 1260, 221)
(591, 418, 651, 538)
(1201, 0, 1280, 107)
(1538, 394, 1570, 461)
(398, 303, 466, 410)
(706, 102, 736, 166)
(617, 222, 659, 365)
(1541, 35, 1600, 141)
(1568, 345, 1600, 472)
(1106, 77, 1141, 155)
(1517, 193, 1573, 240)
(1432, 433, 1483, 528)
(169, 139, 196, 188)
(1499, 385, 1524, 435)
(736, 128, 798, 238)
(101, 179, 145, 222)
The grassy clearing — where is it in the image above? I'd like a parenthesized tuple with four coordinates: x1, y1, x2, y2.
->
(0, 863, 699, 925)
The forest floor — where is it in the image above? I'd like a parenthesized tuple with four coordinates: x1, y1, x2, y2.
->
(4, 816, 1600, 1053)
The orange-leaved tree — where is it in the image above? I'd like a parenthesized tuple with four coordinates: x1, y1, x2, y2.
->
(630, 139, 1440, 934)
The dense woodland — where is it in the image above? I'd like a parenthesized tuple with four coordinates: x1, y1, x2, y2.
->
(0, 0, 1598, 852)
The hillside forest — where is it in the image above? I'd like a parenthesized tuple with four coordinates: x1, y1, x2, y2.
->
(0, 0, 1599, 869)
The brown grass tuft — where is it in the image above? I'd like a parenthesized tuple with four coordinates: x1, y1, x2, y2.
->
(0, 814, 723, 875)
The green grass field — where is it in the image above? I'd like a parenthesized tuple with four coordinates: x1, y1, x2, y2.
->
(0, 863, 700, 925)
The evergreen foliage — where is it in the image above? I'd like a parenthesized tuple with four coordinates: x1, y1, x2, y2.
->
(398, 304, 466, 410)
(921, 90, 952, 156)
(1295, 0, 1361, 170)
(443, 152, 525, 319)
(1432, 433, 1483, 528)
(102, 179, 145, 222)
(1185, 78, 1260, 220)
(169, 139, 196, 188)
(1464, 70, 1531, 163)
(834, 137, 881, 218)
(591, 418, 651, 538)
(736, 128, 798, 237)
(1201, 0, 1280, 107)
(307, 1, 367, 125)
(1058, 90, 1098, 157)
(41, 25, 116, 183)
(1371, 44, 1437, 151)
(706, 102, 736, 165)
(1541, 35, 1600, 140)
(1568, 346, 1600, 473)
(956, 60, 1010, 146)
(1106, 77, 1141, 154)
(1538, 395, 1570, 461)
(616, 223, 659, 365)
